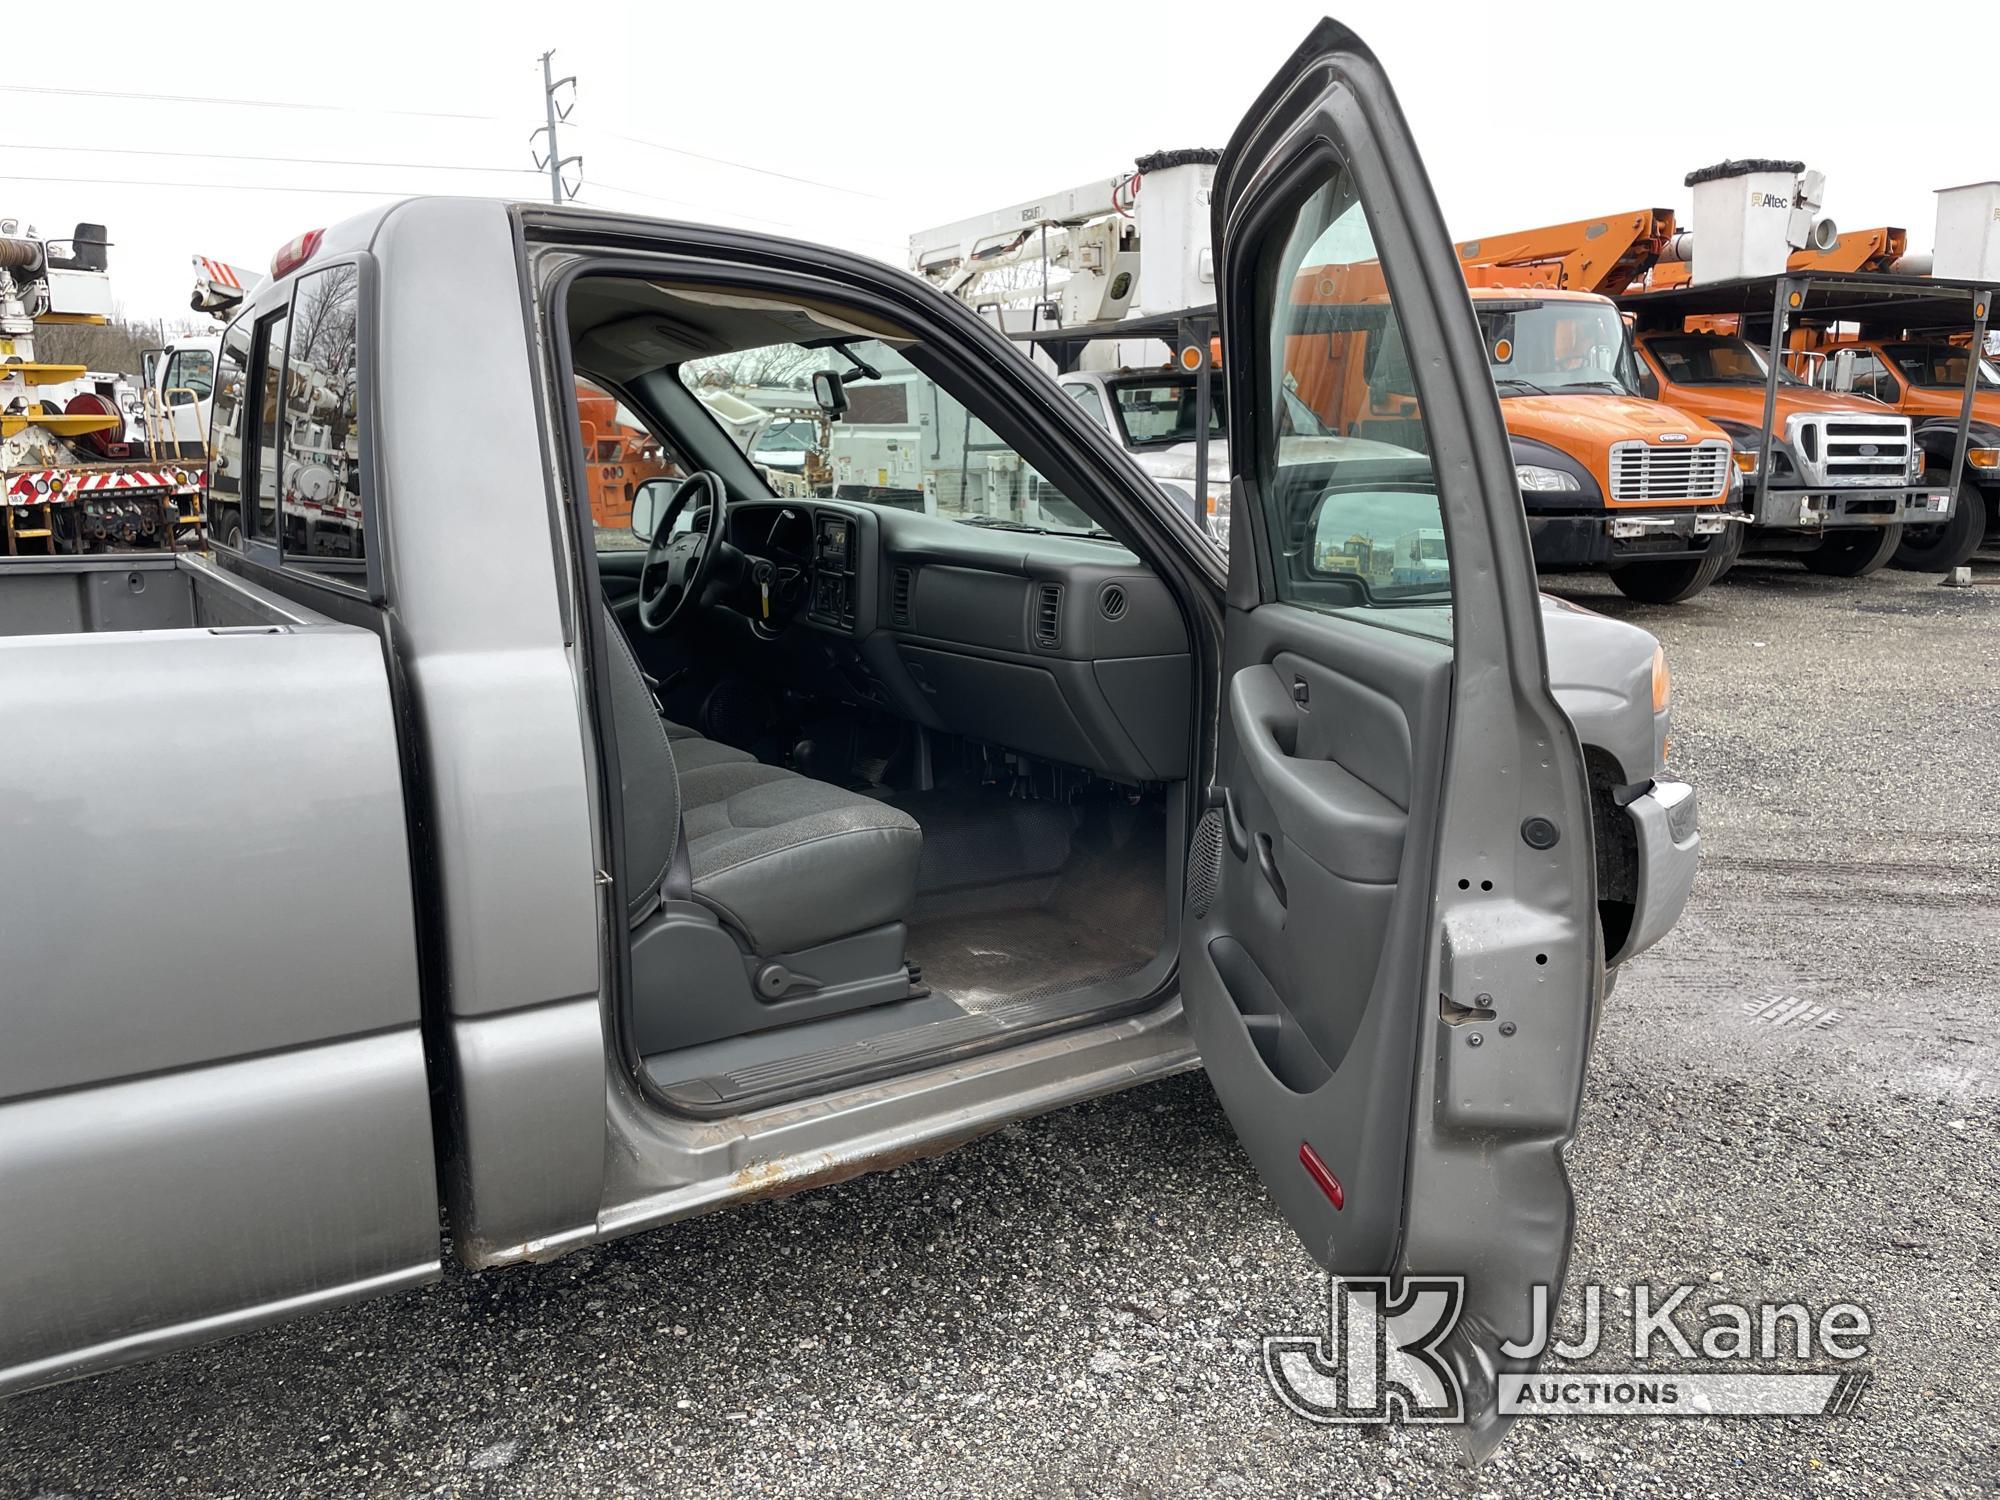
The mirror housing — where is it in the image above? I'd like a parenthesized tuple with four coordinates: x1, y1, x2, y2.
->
(811, 369, 849, 419)
(630, 475, 683, 541)
(1828, 348, 1857, 394)
(1636, 367, 1661, 401)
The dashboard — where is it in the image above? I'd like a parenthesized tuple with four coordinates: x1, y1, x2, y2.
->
(717, 499, 1193, 785)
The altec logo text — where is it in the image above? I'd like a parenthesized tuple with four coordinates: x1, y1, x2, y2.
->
(1264, 1277, 1874, 1423)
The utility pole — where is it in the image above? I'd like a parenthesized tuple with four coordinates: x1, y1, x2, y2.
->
(530, 50, 581, 204)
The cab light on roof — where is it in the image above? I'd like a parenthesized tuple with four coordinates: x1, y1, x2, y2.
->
(271, 228, 325, 280)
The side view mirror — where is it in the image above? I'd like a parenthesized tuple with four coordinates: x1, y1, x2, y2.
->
(811, 369, 849, 419)
(1636, 368, 1661, 401)
(1828, 349, 1857, 394)
(630, 475, 683, 540)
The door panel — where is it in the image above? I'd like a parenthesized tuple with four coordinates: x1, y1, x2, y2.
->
(1191, 604, 1450, 1269)
(1188, 19, 1599, 1455)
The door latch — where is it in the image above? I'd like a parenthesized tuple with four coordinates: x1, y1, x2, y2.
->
(1291, 676, 1310, 707)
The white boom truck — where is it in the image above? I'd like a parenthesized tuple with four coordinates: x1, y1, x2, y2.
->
(1, 218, 206, 553)
(909, 153, 1238, 542)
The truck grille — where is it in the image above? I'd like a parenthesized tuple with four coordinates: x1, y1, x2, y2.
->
(1607, 440, 1732, 502)
(1785, 413, 1912, 487)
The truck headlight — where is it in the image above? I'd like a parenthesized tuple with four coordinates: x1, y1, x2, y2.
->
(1516, 464, 1580, 493)
(1204, 488, 1231, 545)
(1911, 449, 1926, 480)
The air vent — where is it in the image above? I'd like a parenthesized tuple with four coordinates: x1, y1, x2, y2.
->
(889, 566, 914, 626)
(1099, 582, 1128, 621)
(1034, 582, 1063, 649)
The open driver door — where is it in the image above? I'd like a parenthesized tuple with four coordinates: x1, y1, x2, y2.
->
(1183, 18, 1600, 1457)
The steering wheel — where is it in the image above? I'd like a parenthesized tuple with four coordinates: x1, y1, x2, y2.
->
(637, 470, 730, 634)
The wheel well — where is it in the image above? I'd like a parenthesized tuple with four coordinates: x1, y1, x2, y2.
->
(1586, 746, 1638, 959)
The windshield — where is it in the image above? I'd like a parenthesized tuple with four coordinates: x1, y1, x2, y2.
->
(1474, 299, 1641, 397)
(1882, 343, 2000, 391)
(1106, 375, 1227, 447)
(1643, 334, 1802, 387)
(680, 336, 1102, 535)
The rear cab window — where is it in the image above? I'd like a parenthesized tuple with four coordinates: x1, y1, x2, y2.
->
(209, 260, 374, 592)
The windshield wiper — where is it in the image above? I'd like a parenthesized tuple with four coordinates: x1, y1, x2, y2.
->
(1492, 377, 1549, 396)
(957, 516, 1048, 534)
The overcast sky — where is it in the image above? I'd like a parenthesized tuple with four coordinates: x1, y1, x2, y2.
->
(5, 0, 1991, 325)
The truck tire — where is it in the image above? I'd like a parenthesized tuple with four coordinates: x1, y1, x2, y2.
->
(1608, 525, 1740, 604)
(1892, 468, 1987, 572)
(1803, 524, 1902, 577)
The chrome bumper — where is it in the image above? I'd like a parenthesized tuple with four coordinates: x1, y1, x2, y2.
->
(1615, 779, 1699, 965)
(1749, 484, 1953, 530)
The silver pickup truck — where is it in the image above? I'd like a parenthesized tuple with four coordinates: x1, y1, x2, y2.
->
(0, 20, 1697, 1457)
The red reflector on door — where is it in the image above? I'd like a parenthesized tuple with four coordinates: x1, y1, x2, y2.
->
(1299, 1141, 1344, 1209)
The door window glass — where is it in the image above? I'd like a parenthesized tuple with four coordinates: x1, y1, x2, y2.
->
(1252, 169, 1449, 612)
(1846, 351, 1898, 403)
(1062, 381, 1107, 427)
(165, 347, 214, 402)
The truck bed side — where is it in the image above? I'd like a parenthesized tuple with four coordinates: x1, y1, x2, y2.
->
(0, 554, 440, 1396)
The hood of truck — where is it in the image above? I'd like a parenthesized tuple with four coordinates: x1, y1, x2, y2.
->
(1501, 394, 1732, 507)
(1887, 385, 2000, 426)
(1658, 382, 1901, 432)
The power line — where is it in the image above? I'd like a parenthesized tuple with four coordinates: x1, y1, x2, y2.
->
(570, 122, 889, 202)
(2, 81, 889, 202)
(579, 179, 905, 259)
(0, 81, 506, 123)
(0, 140, 541, 178)
(0, 172, 461, 198)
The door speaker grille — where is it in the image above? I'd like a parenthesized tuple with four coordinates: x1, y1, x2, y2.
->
(1187, 807, 1225, 918)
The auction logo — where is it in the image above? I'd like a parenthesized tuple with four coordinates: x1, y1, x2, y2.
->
(1264, 1277, 1873, 1425)
(1265, 1277, 1466, 1425)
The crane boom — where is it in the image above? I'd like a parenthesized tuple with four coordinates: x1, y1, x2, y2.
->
(1455, 209, 1678, 295)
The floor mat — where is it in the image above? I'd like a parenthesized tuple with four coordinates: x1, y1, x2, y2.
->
(907, 905, 1158, 1013)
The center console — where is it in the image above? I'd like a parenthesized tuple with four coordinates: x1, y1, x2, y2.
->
(810, 511, 858, 631)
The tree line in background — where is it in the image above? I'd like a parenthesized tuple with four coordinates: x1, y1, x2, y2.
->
(31, 314, 205, 377)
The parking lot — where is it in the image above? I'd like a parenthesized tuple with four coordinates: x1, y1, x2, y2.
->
(3, 553, 1996, 1499)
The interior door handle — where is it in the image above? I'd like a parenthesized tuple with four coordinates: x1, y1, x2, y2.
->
(1255, 831, 1288, 908)
(1228, 665, 1407, 885)
(1222, 787, 1250, 861)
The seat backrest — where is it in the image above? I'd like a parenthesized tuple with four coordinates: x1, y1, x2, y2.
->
(599, 603, 682, 924)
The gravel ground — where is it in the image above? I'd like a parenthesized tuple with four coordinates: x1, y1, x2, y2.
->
(4, 556, 1997, 1499)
